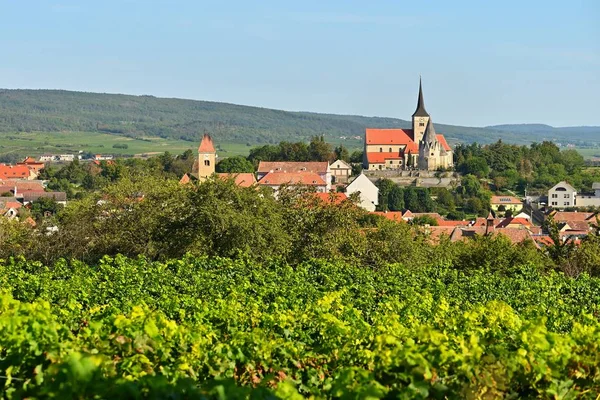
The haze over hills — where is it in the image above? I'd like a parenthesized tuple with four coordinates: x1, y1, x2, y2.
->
(0, 89, 598, 147)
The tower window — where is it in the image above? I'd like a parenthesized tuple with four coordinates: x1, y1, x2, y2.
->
(204, 160, 210, 166)
(419, 123, 425, 127)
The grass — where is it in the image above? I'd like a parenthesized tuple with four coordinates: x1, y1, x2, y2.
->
(0, 131, 252, 159)
(576, 148, 600, 160)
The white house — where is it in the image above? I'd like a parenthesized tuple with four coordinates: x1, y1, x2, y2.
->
(548, 181, 600, 209)
(345, 173, 379, 212)
(329, 159, 352, 183)
(548, 182, 577, 209)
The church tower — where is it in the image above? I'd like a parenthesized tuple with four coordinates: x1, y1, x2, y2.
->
(412, 78, 430, 144)
(198, 133, 216, 179)
(418, 119, 441, 170)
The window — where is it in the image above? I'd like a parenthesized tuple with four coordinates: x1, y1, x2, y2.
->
(552, 201, 558, 206)
(378, 165, 382, 170)
(564, 194, 570, 198)
(419, 123, 425, 127)
(389, 147, 392, 152)
(564, 202, 570, 206)
(380, 147, 383, 152)
(556, 187, 567, 191)
(204, 160, 210, 166)
(552, 194, 558, 198)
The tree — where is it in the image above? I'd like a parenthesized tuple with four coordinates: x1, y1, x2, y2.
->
(308, 136, 333, 162)
(30, 197, 63, 220)
(376, 179, 395, 211)
(216, 156, 255, 173)
(388, 186, 405, 211)
(404, 187, 419, 211)
(334, 145, 350, 162)
(349, 151, 363, 164)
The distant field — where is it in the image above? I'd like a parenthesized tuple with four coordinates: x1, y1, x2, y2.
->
(0, 131, 253, 159)
(576, 148, 600, 159)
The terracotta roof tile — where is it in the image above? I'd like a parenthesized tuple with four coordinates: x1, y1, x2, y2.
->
(551, 211, 595, 222)
(365, 128, 415, 144)
(366, 152, 404, 164)
(217, 173, 257, 188)
(372, 211, 404, 222)
(258, 172, 326, 186)
(436, 134, 452, 151)
(198, 134, 216, 153)
(257, 161, 329, 174)
(313, 192, 348, 205)
(491, 196, 522, 205)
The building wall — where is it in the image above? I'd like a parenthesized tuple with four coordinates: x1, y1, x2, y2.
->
(491, 203, 521, 212)
(346, 175, 379, 212)
(548, 185, 577, 208)
(365, 144, 407, 153)
(577, 196, 600, 207)
(412, 116, 430, 143)
(198, 152, 216, 179)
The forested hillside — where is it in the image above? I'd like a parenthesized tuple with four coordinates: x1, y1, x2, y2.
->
(2, 88, 596, 146)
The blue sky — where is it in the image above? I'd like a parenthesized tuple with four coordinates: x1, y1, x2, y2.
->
(1, 0, 598, 127)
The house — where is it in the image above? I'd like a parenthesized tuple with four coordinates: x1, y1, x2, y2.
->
(0, 164, 36, 180)
(257, 171, 328, 193)
(16, 157, 45, 174)
(490, 196, 522, 212)
(57, 154, 76, 162)
(547, 181, 600, 209)
(329, 159, 352, 183)
(217, 173, 257, 188)
(39, 154, 55, 162)
(22, 191, 67, 206)
(345, 173, 379, 212)
(495, 217, 532, 230)
(257, 161, 331, 191)
(363, 79, 453, 171)
(548, 181, 577, 209)
(0, 180, 45, 194)
(94, 154, 114, 161)
(0, 198, 21, 219)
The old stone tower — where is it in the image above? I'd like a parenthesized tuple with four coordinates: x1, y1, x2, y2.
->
(418, 119, 442, 170)
(198, 133, 216, 179)
(411, 78, 430, 144)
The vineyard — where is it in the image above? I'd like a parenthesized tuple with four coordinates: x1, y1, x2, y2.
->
(1, 255, 599, 398)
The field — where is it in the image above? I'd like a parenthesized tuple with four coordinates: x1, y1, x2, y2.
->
(576, 147, 600, 159)
(0, 131, 253, 159)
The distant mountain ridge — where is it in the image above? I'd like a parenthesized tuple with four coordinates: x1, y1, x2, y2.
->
(0, 88, 598, 146)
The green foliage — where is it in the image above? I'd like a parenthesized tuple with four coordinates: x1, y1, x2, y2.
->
(216, 156, 255, 173)
(0, 255, 600, 398)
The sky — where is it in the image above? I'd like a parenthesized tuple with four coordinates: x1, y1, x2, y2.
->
(0, 0, 599, 127)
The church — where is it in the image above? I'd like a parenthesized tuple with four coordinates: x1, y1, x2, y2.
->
(363, 80, 453, 171)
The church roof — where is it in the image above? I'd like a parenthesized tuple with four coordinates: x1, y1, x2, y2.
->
(422, 119, 439, 144)
(436, 134, 451, 151)
(198, 134, 216, 153)
(366, 152, 404, 164)
(412, 78, 429, 118)
(365, 129, 414, 145)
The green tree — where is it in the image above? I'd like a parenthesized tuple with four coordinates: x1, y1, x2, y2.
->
(334, 145, 350, 162)
(216, 156, 255, 173)
(308, 136, 333, 162)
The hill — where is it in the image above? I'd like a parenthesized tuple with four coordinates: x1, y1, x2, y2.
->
(487, 123, 600, 143)
(0, 89, 598, 148)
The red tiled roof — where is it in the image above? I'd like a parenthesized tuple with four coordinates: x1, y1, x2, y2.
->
(313, 192, 348, 205)
(179, 174, 191, 184)
(551, 211, 595, 222)
(450, 226, 535, 245)
(365, 129, 415, 144)
(198, 134, 216, 153)
(561, 220, 591, 232)
(436, 134, 451, 151)
(257, 161, 329, 174)
(2, 201, 21, 209)
(258, 172, 326, 186)
(0, 165, 31, 179)
(217, 173, 257, 188)
(496, 217, 532, 228)
(491, 196, 522, 205)
(366, 152, 404, 164)
(372, 211, 404, 222)
(405, 141, 419, 153)
(0, 180, 44, 192)
(437, 220, 470, 227)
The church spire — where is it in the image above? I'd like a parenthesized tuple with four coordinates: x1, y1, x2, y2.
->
(422, 118, 438, 144)
(412, 77, 429, 118)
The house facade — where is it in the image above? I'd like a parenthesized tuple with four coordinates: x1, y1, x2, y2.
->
(363, 79, 453, 171)
(345, 173, 379, 212)
(548, 181, 600, 209)
(329, 159, 352, 183)
(490, 195, 523, 212)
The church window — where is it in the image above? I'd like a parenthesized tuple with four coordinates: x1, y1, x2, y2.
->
(431, 153, 434, 156)
(379, 147, 383, 152)
(419, 123, 425, 127)
(204, 160, 210, 166)
(389, 147, 392, 152)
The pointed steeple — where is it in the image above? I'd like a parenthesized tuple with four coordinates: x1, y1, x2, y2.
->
(422, 119, 438, 144)
(198, 133, 216, 153)
(412, 77, 429, 118)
